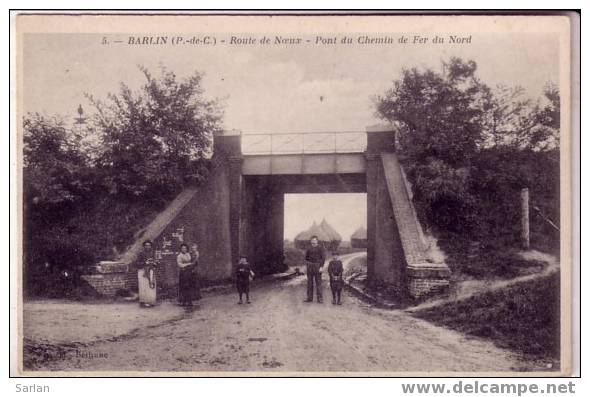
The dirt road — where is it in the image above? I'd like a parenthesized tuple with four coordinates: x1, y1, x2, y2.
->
(24, 272, 526, 374)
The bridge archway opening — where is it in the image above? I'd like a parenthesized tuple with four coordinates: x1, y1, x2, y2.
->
(283, 192, 367, 269)
(240, 174, 366, 277)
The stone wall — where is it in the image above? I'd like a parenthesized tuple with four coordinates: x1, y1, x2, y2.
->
(81, 261, 131, 297)
(81, 273, 129, 297)
(374, 156, 406, 290)
(87, 134, 236, 297)
(406, 264, 451, 299)
(380, 153, 451, 299)
(241, 177, 285, 276)
(151, 153, 233, 282)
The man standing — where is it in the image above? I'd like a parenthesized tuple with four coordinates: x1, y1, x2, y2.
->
(304, 235, 326, 303)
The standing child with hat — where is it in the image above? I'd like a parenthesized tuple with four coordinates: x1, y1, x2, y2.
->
(328, 251, 344, 305)
(236, 255, 255, 304)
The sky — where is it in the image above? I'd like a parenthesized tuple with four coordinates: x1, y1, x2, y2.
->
(20, 28, 560, 240)
(284, 193, 366, 241)
(22, 32, 559, 133)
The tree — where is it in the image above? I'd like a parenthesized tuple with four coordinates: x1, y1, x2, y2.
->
(532, 83, 560, 151)
(23, 114, 96, 285)
(376, 58, 492, 231)
(23, 113, 93, 206)
(376, 57, 560, 249)
(481, 83, 560, 151)
(89, 66, 222, 201)
(22, 66, 224, 295)
(377, 57, 492, 167)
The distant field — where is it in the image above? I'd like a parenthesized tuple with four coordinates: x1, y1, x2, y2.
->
(283, 241, 365, 269)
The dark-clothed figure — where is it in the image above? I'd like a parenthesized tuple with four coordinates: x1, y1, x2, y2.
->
(136, 240, 157, 307)
(177, 243, 195, 306)
(304, 236, 326, 303)
(190, 243, 201, 300)
(328, 252, 344, 305)
(236, 256, 255, 304)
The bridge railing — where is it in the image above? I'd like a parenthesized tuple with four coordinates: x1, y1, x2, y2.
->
(241, 132, 367, 155)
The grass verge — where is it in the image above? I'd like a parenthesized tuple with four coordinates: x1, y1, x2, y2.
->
(411, 271, 560, 363)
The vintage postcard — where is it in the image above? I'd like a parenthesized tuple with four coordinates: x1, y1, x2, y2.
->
(11, 12, 575, 377)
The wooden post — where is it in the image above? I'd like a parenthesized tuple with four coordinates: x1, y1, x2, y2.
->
(521, 188, 530, 250)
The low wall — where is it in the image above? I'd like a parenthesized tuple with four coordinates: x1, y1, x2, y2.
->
(82, 258, 182, 297)
(80, 261, 131, 297)
(406, 263, 451, 299)
(81, 273, 130, 297)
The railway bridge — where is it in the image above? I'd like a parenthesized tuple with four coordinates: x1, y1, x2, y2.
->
(89, 125, 450, 299)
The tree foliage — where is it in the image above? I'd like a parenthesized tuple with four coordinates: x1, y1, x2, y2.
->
(23, 114, 93, 205)
(23, 66, 222, 291)
(89, 66, 222, 199)
(376, 57, 560, 250)
(377, 58, 492, 167)
(481, 83, 560, 151)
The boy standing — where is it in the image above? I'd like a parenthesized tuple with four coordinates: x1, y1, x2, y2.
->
(236, 256, 255, 304)
(328, 252, 344, 305)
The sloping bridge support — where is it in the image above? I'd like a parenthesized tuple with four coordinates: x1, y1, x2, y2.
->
(365, 126, 450, 297)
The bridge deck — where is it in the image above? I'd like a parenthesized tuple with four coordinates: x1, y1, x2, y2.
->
(239, 131, 367, 175)
(242, 153, 366, 175)
(241, 131, 367, 155)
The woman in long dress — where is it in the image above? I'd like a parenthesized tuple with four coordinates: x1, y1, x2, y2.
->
(136, 240, 157, 308)
(177, 244, 195, 306)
